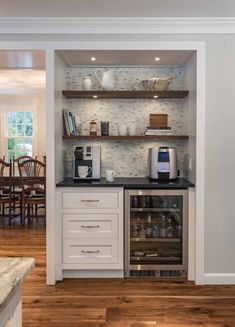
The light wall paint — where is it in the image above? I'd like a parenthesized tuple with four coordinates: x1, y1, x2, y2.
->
(1, 0, 235, 17)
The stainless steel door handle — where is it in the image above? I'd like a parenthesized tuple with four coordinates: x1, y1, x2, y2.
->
(81, 199, 100, 203)
(81, 225, 100, 228)
(81, 250, 100, 254)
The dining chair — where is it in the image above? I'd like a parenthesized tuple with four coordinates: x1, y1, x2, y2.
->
(0, 159, 15, 226)
(13, 155, 37, 176)
(18, 159, 46, 226)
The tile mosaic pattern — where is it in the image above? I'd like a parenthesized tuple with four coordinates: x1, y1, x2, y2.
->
(63, 67, 188, 177)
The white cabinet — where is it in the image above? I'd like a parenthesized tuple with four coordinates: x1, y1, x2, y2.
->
(62, 191, 118, 209)
(63, 213, 118, 239)
(57, 187, 124, 277)
(63, 239, 118, 265)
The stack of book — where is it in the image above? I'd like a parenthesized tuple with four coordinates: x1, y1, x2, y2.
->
(145, 126, 172, 135)
(63, 108, 80, 136)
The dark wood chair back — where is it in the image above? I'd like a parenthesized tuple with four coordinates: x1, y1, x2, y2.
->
(18, 159, 46, 195)
(0, 159, 12, 195)
(18, 159, 46, 226)
(13, 155, 37, 176)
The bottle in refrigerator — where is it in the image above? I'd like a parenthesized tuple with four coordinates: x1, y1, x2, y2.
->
(160, 215, 167, 237)
(139, 224, 146, 238)
(145, 213, 152, 238)
(151, 225, 160, 238)
(131, 196, 138, 208)
(131, 222, 138, 238)
(166, 218, 174, 237)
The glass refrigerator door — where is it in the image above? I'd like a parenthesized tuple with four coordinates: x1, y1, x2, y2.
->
(129, 192, 185, 268)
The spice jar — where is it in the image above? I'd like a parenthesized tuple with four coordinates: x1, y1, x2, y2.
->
(89, 120, 97, 136)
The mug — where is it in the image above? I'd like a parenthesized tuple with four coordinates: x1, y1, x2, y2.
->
(105, 170, 115, 182)
(78, 166, 92, 178)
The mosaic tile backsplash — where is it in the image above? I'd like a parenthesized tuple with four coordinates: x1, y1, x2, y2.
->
(63, 67, 188, 177)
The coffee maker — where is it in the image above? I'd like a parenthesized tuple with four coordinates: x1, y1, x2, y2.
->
(149, 147, 178, 180)
(73, 146, 101, 180)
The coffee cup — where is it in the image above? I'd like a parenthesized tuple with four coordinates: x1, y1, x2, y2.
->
(105, 170, 115, 182)
(78, 166, 92, 178)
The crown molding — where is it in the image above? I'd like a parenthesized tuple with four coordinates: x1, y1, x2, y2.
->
(0, 17, 235, 34)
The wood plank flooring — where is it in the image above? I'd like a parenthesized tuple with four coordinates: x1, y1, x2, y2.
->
(1, 225, 235, 326)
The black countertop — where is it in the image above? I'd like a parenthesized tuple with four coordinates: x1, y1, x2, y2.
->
(56, 177, 194, 189)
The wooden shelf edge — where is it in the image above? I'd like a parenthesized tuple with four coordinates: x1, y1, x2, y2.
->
(62, 90, 189, 99)
(62, 135, 189, 140)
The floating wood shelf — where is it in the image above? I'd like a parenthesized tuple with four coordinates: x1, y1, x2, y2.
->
(62, 90, 189, 99)
(62, 135, 189, 141)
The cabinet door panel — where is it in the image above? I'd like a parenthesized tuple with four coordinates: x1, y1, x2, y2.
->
(62, 192, 118, 209)
(63, 213, 118, 239)
(63, 239, 118, 264)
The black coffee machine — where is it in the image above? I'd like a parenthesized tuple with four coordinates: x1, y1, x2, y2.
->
(73, 146, 101, 180)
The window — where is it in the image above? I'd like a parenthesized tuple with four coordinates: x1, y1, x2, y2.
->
(7, 111, 33, 160)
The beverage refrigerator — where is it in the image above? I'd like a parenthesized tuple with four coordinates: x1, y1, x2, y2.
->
(125, 189, 188, 278)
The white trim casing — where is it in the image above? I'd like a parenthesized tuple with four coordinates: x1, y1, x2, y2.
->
(188, 187, 196, 281)
(0, 41, 206, 285)
(45, 50, 56, 285)
(195, 44, 206, 285)
(1, 17, 235, 35)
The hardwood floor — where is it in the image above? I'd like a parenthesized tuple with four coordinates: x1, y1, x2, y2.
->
(1, 225, 235, 326)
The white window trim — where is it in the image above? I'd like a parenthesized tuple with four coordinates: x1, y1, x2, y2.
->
(0, 103, 38, 160)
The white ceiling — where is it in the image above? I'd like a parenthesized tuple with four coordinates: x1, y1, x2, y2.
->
(0, 70, 45, 95)
(0, 50, 45, 69)
(58, 50, 194, 67)
(0, 0, 235, 17)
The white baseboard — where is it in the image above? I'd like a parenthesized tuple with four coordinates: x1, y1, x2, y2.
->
(63, 269, 124, 279)
(204, 273, 235, 285)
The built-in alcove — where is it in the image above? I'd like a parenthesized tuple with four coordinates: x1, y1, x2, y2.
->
(55, 49, 196, 181)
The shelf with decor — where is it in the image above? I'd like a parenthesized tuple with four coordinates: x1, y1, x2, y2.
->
(62, 135, 189, 141)
(62, 90, 189, 99)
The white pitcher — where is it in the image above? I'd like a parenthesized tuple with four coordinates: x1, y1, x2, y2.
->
(95, 69, 114, 91)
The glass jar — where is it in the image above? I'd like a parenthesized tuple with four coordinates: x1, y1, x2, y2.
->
(89, 120, 97, 136)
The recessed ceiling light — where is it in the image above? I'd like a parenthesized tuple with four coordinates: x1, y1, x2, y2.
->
(153, 95, 159, 99)
(93, 95, 98, 99)
(91, 57, 96, 61)
(154, 57, 160, 61)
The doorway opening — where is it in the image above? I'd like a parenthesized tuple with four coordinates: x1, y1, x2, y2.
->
(0, 49, 46, 229)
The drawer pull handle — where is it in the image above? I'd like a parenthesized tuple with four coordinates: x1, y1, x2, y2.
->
(81, 250, 100, 254)
(81, 199, 100, 203)
(81, 225, 100, 229)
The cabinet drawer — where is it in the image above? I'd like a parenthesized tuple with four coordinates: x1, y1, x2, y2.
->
(63, 239, 118, 264)
(62, 192, 118, 209)
(63, 213, 118, 239)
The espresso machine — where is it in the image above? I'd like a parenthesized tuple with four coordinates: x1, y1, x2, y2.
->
(149, 147, 178, 180)
(73, 146, 101, 180)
